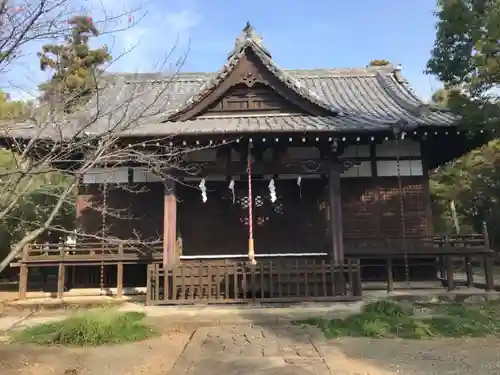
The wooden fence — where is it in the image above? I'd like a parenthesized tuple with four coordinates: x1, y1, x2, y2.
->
(146, 258, 362, 305)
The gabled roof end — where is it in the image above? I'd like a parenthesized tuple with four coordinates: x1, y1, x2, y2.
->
(229, 22, 271, 60)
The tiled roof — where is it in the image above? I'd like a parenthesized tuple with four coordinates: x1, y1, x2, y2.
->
(8, 25, 458, 141)
(88, 66, 455, 136)
(164, 25, 339, 120)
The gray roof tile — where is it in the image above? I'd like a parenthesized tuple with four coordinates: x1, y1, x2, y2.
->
(8, 26, 458, 141)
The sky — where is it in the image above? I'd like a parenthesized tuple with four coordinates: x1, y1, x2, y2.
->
(4, 0, 443, 101)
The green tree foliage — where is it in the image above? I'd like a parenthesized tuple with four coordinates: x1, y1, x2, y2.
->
(0, 91, 29, 120)
(0, 94, 74, 277)
(430, 86, 461, 108)
(429, 87, 500, 243)
(426, 0, 500, 131)
(38, 15, 111, 112)
(0, 148, 76, 277)
(430, 139, 500, 236)
(427, 1, 500, 245)
(368, 59, 391, 67)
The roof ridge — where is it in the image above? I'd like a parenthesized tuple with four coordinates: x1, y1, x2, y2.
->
(120, 66, 396, 84)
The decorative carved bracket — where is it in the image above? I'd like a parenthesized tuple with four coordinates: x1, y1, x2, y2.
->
(338, 158, 362, 173)
(240, 71, 264, 87)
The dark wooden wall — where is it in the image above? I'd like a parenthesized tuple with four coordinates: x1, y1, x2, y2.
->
(176, 179, 328, 256)
(75, 175, 432, 252)
(76, 183, 164, 242)
(341, 176, 430, 240)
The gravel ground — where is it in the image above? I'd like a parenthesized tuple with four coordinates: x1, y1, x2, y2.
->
(0, 330, 192, 375)
(2, 318, 500, 375)
(334, 337, 500, 375)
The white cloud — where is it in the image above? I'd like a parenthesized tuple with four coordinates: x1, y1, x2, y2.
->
(108, 8, 201, 73)
(119, 27, 149, 51)
(165, 10, 201, 33)
(2, 0, 202, 96)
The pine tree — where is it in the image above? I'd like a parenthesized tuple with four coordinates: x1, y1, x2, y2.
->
(367, 59, 391, 67)
(38, 15, 112, 112)
(0, 91, 30, 120)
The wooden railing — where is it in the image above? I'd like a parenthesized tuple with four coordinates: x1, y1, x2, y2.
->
(345, 234, 488, 256)
(13, 241, 164, 265)
(146, 258, 362, 305)
(349, 251, 496, 292)
(12, 234, 490, 265)
(11, 234, 496, 302)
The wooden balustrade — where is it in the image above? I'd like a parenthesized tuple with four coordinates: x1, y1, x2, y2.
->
(12, 241, 163, 265)
(146, 258, 362, 305)
(11, 234, 497, 302)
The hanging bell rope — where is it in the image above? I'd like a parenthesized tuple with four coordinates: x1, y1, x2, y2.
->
(247, 143, 256, 265)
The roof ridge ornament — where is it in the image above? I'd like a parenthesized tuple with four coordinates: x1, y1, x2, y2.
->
(393, 64, 406, 83)
(229, 22, 271, 59)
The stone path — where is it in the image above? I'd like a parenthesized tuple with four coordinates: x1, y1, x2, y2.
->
(169, 325, 397, 375)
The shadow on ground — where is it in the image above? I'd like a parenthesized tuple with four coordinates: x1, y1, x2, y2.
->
(233, 305, 500, 375)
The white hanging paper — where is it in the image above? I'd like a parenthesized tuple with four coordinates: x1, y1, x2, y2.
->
(199, 179, 207, 203)
(228, 179, 235, 203)
(268, 179, 277, 203)
(297, 176, 302, 197)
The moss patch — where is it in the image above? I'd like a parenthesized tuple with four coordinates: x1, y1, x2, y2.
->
(12, 309, 157, 346)
(294, 300, 500, 339)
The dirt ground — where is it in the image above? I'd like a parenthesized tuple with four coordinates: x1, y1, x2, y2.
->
(334, 336, 500, 375)
(0, 327, 192, 375)
(2, 320, 500, 375)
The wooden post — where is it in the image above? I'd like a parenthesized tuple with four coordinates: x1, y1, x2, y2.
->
(57, 246, 65, 299)
(386, 257, 394, 292)
(163, 178, 177, 267)
(328, 162, 344, 265)
(465, 255, 474, 288)
(483, 221, 490, 249)
(445, 255, 454, 291)
(328, 161, 345, 295)
(18, 245, 29, 300)
(146, 264, 152, 305)
(484, 254, 494, 291)
(117, 243, 124, 298)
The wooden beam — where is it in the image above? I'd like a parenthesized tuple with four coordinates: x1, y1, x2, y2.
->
(177, 158, 360, 178)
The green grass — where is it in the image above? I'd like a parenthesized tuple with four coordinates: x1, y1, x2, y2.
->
(294, 300, 500, 339)
(12, 309, 158, 346)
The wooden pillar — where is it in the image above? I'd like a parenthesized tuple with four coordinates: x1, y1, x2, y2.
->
(163, 178, 177, 267)
(328, 161, 344, 265)
(484, 254, 494, 291)
(117, 243, 124, 298)
(57, 246, 65, 299)
(328, 160, 345, 295)
(18, 245, 29, 300)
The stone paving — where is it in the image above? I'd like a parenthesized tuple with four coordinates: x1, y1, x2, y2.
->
(169, 325, 329, 375)
(168, 325, 396, 375)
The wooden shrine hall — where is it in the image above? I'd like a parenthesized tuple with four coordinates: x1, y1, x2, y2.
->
(7, 23, 496, 304)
